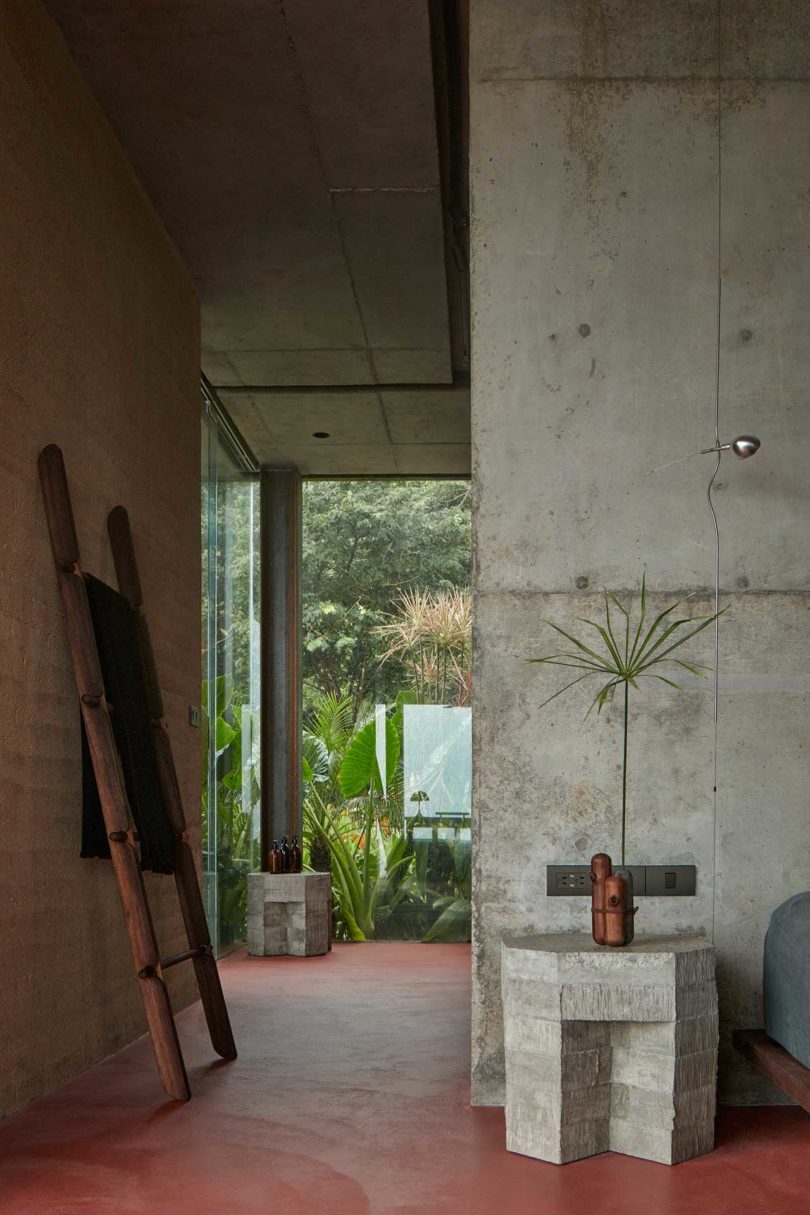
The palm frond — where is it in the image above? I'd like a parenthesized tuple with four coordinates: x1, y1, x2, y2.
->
(538, 671, 598, 709)
(578, 617, 624, 671)
(637, 610, 724, 672)
(630, 596, 690, 665)
(541, 620, 616, 670)
(529, 576, 725, 868)
(584, 677, 621, 718)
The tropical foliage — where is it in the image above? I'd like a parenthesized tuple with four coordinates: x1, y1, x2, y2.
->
(302, 480, 471, 714)
(297, 482, 473, 944)
(376, 588, 472, 707)
(302, 689, 472, 942)
(201, 454, 262, 949)
(201, 675, 261, 944)
(529, 575, 722, 865)
(202, 474, 473, 949)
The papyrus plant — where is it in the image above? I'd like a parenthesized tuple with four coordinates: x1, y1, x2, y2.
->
(529, 575, 723, 865)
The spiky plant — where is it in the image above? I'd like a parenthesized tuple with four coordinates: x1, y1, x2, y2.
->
(377, 587, 472, 705)
(529, 575, 723, 865)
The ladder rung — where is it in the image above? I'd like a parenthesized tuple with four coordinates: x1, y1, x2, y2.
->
(137, 946, 209, 981)
(161, 945, 210, 969)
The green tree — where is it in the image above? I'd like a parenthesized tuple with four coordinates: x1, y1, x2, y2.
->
(201, 476, 260, 713)
(302, 480, 471, 713)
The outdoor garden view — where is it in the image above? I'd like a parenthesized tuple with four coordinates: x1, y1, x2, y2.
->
(301, 479, 472, 942)
(202, 462, 472, 951)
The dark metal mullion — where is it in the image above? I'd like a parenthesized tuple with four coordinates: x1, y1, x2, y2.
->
(201, 373, 260, 472)
(259, 468, 302, 868)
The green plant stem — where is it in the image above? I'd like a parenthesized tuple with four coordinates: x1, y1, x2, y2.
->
(621, 680, 628, 866)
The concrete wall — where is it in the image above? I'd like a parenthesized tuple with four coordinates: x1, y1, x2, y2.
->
(0, 0, 200, 1116)
(471, 0, 810, 1105)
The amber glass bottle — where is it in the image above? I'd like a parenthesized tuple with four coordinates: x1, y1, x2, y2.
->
(290, 835, 302, 873)
(268, 841, 282, 874)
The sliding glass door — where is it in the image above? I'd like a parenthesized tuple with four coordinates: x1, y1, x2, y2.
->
(201, 405, 261, 953)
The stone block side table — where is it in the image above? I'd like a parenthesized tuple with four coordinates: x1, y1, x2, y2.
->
(247, 872, 332, 957)
(501, 934, 718, 1165)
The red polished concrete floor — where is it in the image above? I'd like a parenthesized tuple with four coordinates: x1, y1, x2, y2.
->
(1, 944, 809, 1215)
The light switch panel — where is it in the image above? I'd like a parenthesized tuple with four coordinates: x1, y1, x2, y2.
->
(644, 865, 696, 897)
(546, 864, 695, 897)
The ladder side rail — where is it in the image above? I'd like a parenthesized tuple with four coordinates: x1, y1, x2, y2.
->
(107, 504, 237, 1061)
(39, 446, 191, 1102)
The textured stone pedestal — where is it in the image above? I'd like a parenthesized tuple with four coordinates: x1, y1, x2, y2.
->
(247, 873, 332, 957)
(502, 934, 717, 1165)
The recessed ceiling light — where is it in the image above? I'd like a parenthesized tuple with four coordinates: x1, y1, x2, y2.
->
(312, 431, 330, 439)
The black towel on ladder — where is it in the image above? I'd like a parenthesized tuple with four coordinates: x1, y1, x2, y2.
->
(81, 573, 176, 874)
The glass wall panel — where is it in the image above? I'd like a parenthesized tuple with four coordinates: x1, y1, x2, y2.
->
(301, 480, 472, 943)
(403, 705, 471, 819)
(201, 408, 261, 954)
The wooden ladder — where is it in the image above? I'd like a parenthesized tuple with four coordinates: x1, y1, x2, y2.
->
(39, 444, 236, 1101)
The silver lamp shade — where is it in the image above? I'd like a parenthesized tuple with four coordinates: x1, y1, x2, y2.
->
(730, 435, 761, 459)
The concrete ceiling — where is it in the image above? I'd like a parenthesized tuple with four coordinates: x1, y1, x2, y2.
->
(45, 0, 470, 475)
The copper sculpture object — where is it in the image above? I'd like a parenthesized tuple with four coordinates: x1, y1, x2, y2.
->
(590, 853, 611, 945)
(591, 853, 637, 947)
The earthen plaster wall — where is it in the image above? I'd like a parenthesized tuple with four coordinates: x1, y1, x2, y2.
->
(0, 0, 200, 1116)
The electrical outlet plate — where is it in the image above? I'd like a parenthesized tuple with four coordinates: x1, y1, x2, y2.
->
(188, 704, 201, 728)
(546, 864, 695, 897)
(551, 868, 591, 893)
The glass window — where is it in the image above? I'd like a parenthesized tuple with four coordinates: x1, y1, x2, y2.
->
(403, 705, 472, 820)
(201, 408, 261, 954)
(301, 479, 472, 944)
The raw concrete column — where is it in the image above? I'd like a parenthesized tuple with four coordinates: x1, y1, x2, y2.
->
(471, 1, 810, 1106)
(260, 468, 302, 863)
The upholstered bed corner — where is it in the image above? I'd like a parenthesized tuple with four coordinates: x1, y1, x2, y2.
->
(764, 892, 810, 1070)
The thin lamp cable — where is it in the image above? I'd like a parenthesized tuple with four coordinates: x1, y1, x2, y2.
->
(710, 0, 724, 734)
(709, 1, 723, 943)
